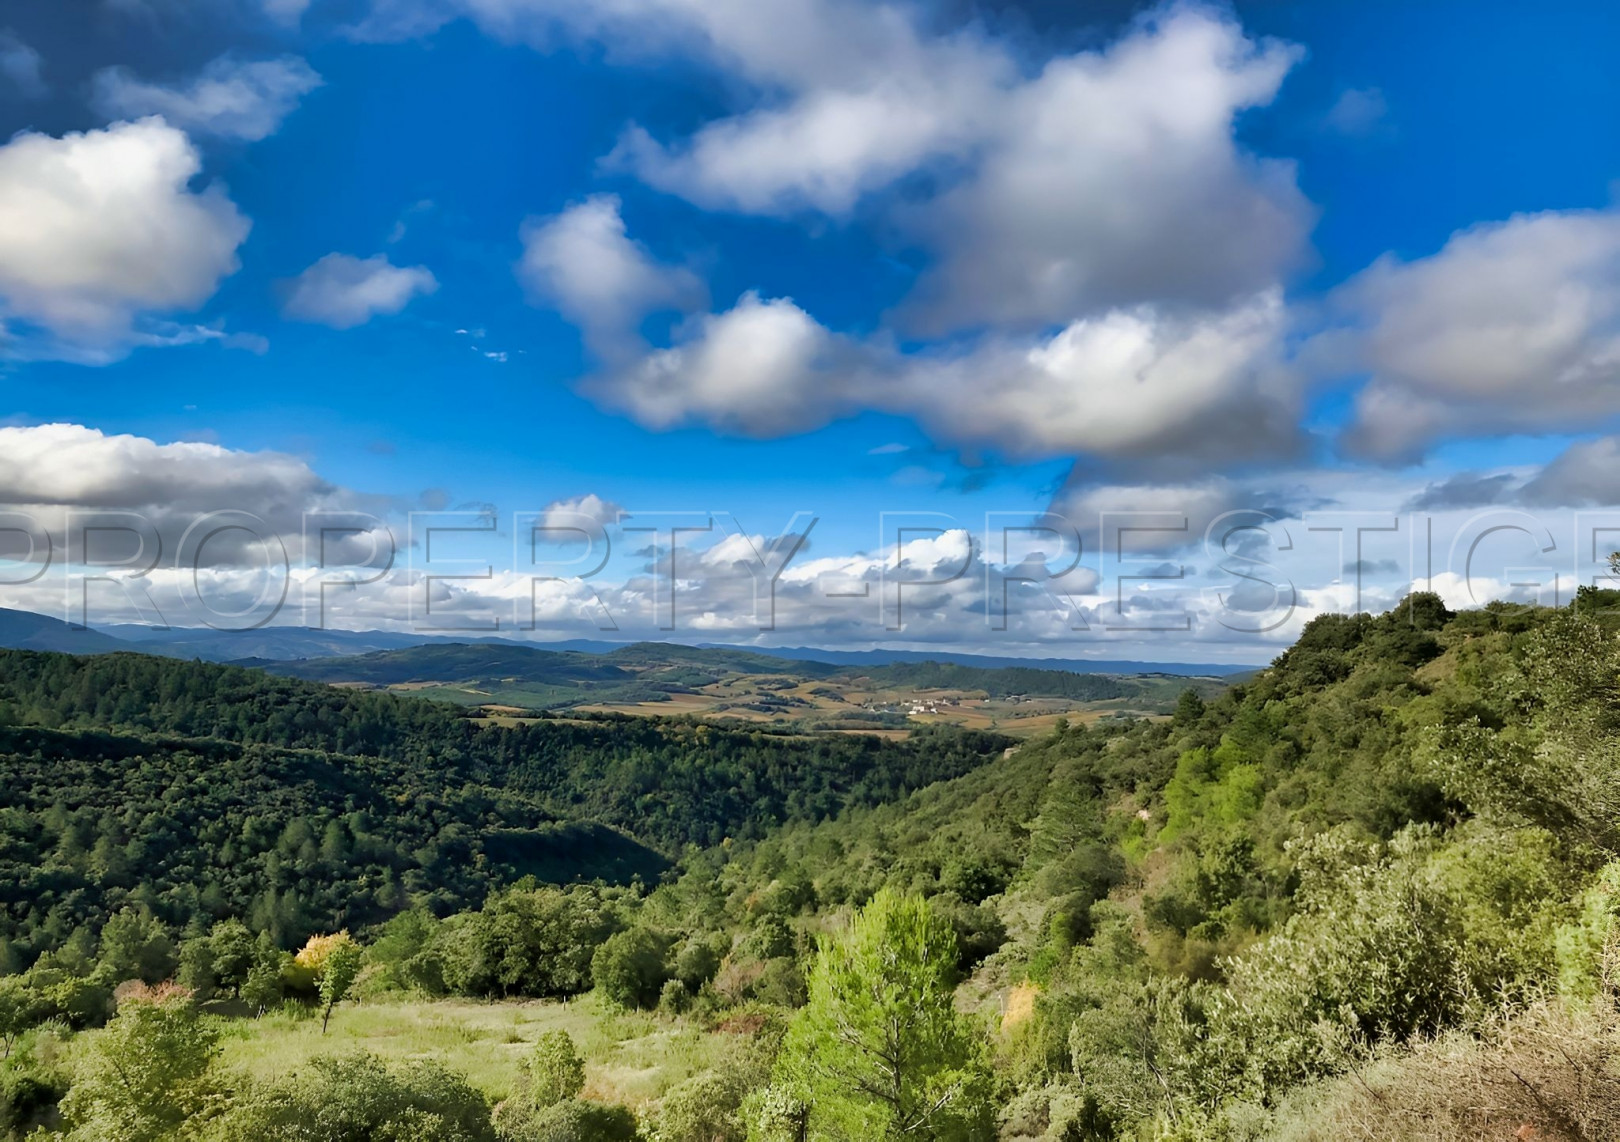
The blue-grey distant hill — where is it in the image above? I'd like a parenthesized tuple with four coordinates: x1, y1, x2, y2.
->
(0, 606, 1256, 677)
(0, 607, 128, 654)
(717, 644, 1255, 677)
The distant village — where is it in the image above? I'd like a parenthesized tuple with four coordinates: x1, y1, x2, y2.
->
(858, 693, 1036, 717)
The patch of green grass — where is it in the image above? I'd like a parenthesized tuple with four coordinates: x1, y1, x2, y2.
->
(210, 997, 735, 1107)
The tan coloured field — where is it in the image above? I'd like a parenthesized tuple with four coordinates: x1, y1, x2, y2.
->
(368, 654, 1206, 738)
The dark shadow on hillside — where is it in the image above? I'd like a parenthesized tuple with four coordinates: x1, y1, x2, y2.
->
(483, 823, 670, 886)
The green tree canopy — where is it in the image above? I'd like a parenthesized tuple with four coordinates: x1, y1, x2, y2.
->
(211, 1052, 494, 1141)
(590, 927, 670, 1010)
(773, 890, 994, 1141)
(59, 993, 222, 1141)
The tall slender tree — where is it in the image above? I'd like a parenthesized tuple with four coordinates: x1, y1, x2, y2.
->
(317, 939, 364, 1034)
(772, 890, 994, 1141)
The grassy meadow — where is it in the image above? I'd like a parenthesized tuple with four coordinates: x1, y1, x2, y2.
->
(211, 996, 733, 1108)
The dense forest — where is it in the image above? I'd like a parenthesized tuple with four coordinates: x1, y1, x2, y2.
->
(1, 595, 1618, 1138)
(0, 649, 1007, 965)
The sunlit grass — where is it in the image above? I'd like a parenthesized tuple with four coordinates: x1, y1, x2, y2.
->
(210, 995, 734, 1107)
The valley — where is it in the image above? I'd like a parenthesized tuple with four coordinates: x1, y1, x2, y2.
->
(246, 639, 1233, 736)
(0, 594, 1616, 1140)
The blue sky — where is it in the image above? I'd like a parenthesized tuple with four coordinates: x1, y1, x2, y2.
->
(0, 0, 1617, 658)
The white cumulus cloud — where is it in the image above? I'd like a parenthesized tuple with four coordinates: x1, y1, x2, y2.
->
(517, 195, 701, 356)
(607, 28, 1008, 215)
(0, 422, 364, 568)
(541, 211, 1302, 471)
(590, 291, 853, 436)
(892, 290, 1302, 470)
(897, 6, 1309, 333)
(1334, 208, 1620, 461)
(361, 1, 1311, 336)
(280, 253, 439, 329)
(0, 119, 249, 361)
(536, 493, 625, 528)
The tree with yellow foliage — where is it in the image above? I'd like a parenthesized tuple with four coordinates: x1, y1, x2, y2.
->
(294, 932, 364, 1034)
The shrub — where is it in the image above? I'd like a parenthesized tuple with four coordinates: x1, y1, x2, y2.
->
(1264, 1001, 1620, 1141)
(213, 1052, 495, 1141)
(672, 934, 726, 992)
(524, 1031, 585, 1110)
(741, 915, 795, 962)
(655, 1069, 748, 1142)
(492, 1098, 637, 1142)
(0, 1062, 68, 1137)
(658, 979, 691, 1015)
(58, 993, 222, 1141)
(591, 928, 670, 1010)
(96, 908, 178, 987)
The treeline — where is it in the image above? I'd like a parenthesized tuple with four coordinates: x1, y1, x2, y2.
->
(0, 652, 1009, 850)
(262, 642, 1179, 705)
(0, 650, 458, 753)
(0, 724, 667, 970)
(264, 643, 637, 687)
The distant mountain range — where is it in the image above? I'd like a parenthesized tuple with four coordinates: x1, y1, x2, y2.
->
(0, 607, 129, 654)
(244, 640, 1238, 722)
(713, 644, 1254, 677)
(0, 606, 1258, 677)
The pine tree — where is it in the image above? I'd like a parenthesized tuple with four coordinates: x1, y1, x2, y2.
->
(774, 890, 994, 1141)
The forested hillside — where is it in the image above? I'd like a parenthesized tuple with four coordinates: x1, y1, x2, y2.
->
(0, 648, 1007, 968)
(1, 596, 1618, 1140)
(701, 592, 1620, 1136)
